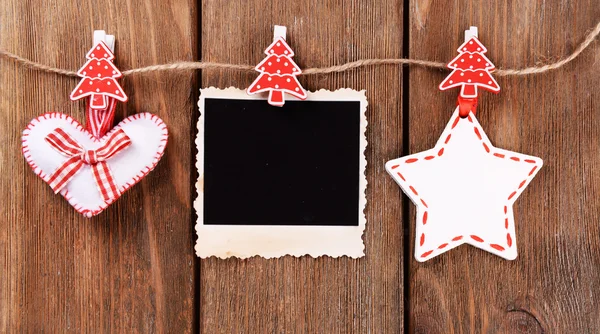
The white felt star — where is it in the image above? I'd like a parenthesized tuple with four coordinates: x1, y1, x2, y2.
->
(386, 108, 542, 261)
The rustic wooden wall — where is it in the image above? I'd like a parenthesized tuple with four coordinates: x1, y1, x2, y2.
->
(0, 0, 599, 332)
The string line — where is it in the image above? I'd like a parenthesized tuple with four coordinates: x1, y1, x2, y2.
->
(1, 19, 599, 78)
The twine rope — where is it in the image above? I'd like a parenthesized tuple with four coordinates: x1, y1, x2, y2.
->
(1, 20, 599, 78)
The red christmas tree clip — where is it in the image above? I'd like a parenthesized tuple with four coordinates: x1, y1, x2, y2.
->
(247, 25, 307, 107)
(70, 31, 128, 138)
(439, 27, 500, 118)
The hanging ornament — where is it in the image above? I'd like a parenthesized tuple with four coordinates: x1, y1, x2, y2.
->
(247, 25, 307, 106)
(22, 31, 168, 217)
(386, 27, 542, 261)
(69, 37, 128, 139)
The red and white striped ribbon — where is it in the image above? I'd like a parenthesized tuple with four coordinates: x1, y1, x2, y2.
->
(45, 127, 131, 202)
(86, 97, 117, 139)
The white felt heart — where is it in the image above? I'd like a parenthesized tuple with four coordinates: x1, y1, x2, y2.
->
(22, 112, 168, 217)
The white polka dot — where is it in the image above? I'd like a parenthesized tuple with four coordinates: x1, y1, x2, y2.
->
(463, 47, 467, 51)
(83, 71, 87, 75)
(469, 55, 473, 59)
(460, 73, 464, 76)
(477, 48, 481, 51)
(104, 53, 108, 57)
(284, 62, 288, 66)
(469, 41, 473, 44)
(89, 81, 93, 84)
(115, 90, 119, 94)
(96, 88, 100, 92)
(477, 58, 481, 62)
(449, 80, 453, 84)
(97, 61, 101, 66)
(461, 59, 464, 62)
(276, 58, 280, 62)
(270, 50, 275, 53)
(286, 78, 291, 82)
(107, 81, 111, 85)
(468, 79, 472, 83)
(261, 67, 265, 71)
(104, 66, 108, 69)
(91, 53, 95, 57)
(112, 70, 116, 74)
(97, 74, 101, 77)
(267, 77, 272, 81)
(293, 68, 298, 71)
(276, 42, 281, 46)
(257, 85, 261, 88)
(488, 81, 492, 84)
(469, 65, 473, 69)
(89, 66, 93, 70)
(79, 90, 83, 93)
(284, 50, 288, 54)
(295, 87, 299, 91)
(96, 46, 100, 50)
(480, 73, 484, 77)
(277, 70, 280, 73)
(453, 64, 457, 67)
(268, 62, 272, 66)
(486, 63, 489, 66)
(275, 84, 279, 88)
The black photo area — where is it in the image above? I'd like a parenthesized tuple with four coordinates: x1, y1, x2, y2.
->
(203, 98, 361, 226)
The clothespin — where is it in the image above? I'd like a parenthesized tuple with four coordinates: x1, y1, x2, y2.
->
(94, 30, 115, 52)
(456, 26, 480, 117)
(246, 25, 307, 106)
(464, 26, 478, 41)
(70, 30, 127, 138)
(91, 30, 115, 110)
(273, 25, 287, 40)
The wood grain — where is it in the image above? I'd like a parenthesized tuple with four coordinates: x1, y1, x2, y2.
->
(200, 0, 404, 332)
(0, 0, 197, 332)
(3, 0, 600, 332)
(408, 1, 600, 332)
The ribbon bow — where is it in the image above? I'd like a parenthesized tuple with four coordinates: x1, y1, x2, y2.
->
(45, 128, 131, 202)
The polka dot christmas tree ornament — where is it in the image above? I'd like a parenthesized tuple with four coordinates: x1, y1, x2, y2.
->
(386, 27, 542, 261)
(439, 26, 500, 118)
(247, 25, 307, 106)
(70, 39, 127, 109)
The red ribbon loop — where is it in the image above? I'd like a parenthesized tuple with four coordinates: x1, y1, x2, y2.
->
(457, 96, 478, 118)
(44, 128, 131, 202)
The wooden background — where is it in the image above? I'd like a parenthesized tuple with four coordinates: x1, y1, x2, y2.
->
(1, 0, 598, 332)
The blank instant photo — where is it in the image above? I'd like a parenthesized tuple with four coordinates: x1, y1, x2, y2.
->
(195, 87, 367, 258)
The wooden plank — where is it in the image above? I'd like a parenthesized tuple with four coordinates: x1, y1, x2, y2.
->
(200, 1, 404, 332)
(408, 1, 600, 332)
(0, 0, 197, 332)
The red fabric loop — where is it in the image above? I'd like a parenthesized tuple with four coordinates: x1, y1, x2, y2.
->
(458, 96, 478, 118)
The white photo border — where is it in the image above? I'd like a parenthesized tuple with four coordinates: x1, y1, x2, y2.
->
(195, 87, 368, 258)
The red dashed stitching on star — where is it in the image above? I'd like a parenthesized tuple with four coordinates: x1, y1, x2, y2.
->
(390, 114, 541, 259)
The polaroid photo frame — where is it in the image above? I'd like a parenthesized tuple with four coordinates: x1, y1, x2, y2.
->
(195, 87, 367, 258)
